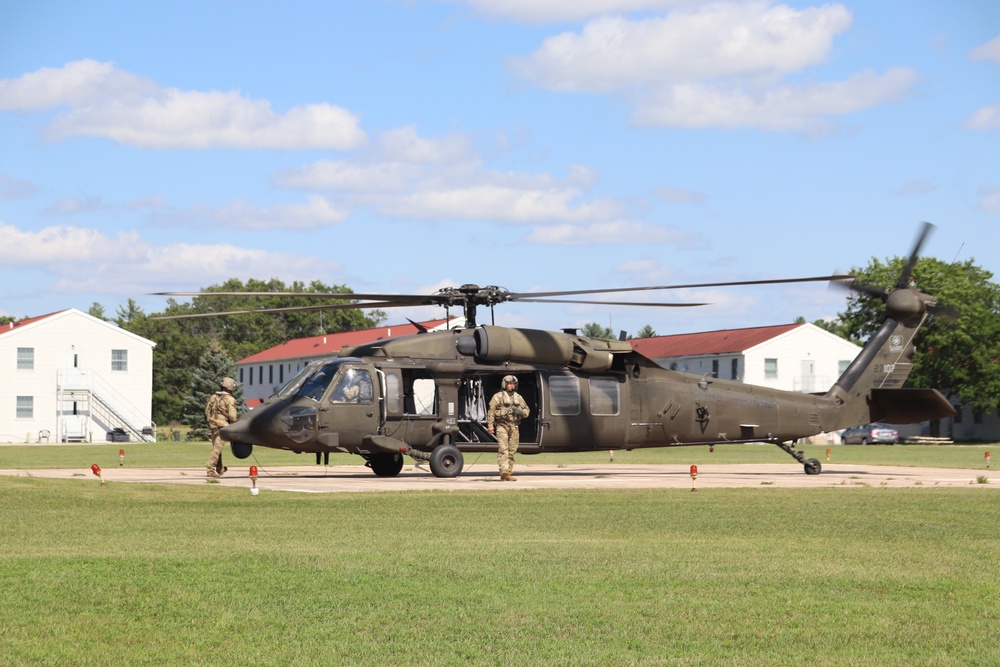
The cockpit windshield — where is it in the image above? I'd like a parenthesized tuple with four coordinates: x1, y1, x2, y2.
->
(277, 358, 357, 401)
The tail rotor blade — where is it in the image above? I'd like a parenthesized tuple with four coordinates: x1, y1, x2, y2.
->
(898, 221, 934, 288)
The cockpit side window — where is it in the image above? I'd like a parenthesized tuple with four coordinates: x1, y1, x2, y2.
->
(331, 368, 374, 404)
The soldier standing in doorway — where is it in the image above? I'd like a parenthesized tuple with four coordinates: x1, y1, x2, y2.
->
(487, 375, 529, 482)
(205, 377, 239, 478)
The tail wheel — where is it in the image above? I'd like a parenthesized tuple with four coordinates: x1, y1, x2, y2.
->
(429, 444, 464, 478)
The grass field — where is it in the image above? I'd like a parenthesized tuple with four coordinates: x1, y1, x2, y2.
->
(1, 443, 998, 665)
(1, 482, 997, 666)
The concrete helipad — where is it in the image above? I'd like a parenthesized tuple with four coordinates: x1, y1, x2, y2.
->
(1, 463, 993, 493)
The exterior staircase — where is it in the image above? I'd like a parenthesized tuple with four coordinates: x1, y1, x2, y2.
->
(56, 369, 156, 443)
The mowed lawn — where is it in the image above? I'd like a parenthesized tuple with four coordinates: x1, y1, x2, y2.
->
(1, 471, 997, 666)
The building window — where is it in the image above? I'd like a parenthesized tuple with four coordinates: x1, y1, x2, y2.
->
(112, 349, 128, 372)
(269, 365, 273, 385)
(764, 358, 778, 379)
(16, 396, 33, 419)
(589, 377, 620, 416)
(711, 359, 719, 378)
(731, 358, 739, 380)
(258, 366, 263, 385)
(17, 347, 34, 370)
(239, 368, 244, 383)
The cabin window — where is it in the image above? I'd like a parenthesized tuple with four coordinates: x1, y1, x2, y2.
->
(548, 375, 580, 416)
(17, 347, 34, 370)
(838, 360, 851, 375)
(385, 373, 402, 413)
(112, 349, 128, 372)
(410, 378, 436, 415)
(16, 396, 33, 419)
(589, 377, 619, 416)
(764, 358, 778, 379)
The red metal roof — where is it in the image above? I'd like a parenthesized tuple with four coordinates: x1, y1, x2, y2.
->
(630, 323, 803, 358)
(0, 310, 66, 336)
(237, 318, 453, 363)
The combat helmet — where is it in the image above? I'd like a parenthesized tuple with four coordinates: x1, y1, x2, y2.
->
(502, 374, 518, 389)
(220, 377, 237, 392)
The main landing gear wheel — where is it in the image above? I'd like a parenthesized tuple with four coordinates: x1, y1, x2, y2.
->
(366, 453, 404, 477)
(429, 444, 464, 478)
(804, 458, 822, 475)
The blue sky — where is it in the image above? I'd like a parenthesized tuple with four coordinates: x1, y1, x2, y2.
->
(1, 0, 998, 337)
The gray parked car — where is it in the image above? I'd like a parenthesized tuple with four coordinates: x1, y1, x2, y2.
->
(841, 423, 899, 445)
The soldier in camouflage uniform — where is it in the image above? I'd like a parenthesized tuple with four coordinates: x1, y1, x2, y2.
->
(205, 377, 239, 478)
(487, 375, 529, 482)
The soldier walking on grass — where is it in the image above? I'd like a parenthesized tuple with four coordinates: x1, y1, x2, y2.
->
(487, 375, 529, 482)
(205, 377, 239, 478)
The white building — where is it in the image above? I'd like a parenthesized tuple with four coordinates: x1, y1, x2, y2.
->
(1, 309, 156, 443)
(236, 318, 455, 406)
(630, 323, 863, 393)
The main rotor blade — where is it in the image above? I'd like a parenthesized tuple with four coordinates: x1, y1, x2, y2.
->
(513, 298, 708, 307)
(151, 301, 399, 321)
(509, 274, 853, 300)
(152, 291, 446, 306)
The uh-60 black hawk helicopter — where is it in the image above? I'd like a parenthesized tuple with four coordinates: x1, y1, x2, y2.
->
(156, 223, 955, 479)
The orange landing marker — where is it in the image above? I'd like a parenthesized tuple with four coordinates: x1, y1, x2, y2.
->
(249, 465, 259, 495)
(826, 447, 831, 463)
(119, 449, 125, 466)
(90, 464, 105, 485)
(609, 450, 614, 462)
(689, 464, 698, 492)
(986, 452, 991, 469)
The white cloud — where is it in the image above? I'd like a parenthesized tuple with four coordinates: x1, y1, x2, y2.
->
(510, 2, 915, 132)
(449, 0, 690, 24)
(525, 219, 696, 244)
(152, 195, 350, 231)
(633, 68, 918, 131)
(379, 125, 474, 163)
(979, 187, 1000, 214)
(0, 59, 367, 150)
(274, 128, 622, 224)
(512, 3, 852, 91)
(971, 33, 1000, 63)
(0, 223, 341, 293)
(0, 173, 37, 199)
(40, 196, 113, 216)
(966, 105, 1000, 130)
(655, 185, 707, 204)
(380, 183, 625, 223)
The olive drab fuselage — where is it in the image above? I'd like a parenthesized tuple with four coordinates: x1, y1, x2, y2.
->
(221, 313, 955, 478)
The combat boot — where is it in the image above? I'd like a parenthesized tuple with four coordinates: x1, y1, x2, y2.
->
(206, 469, 220, 478)
(507, 473, 518, 482)
(500, 472, 510, 481)
(217, 466, 228, 476)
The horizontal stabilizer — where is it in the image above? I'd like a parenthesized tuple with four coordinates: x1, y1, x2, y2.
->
(870, 388, 956, 424)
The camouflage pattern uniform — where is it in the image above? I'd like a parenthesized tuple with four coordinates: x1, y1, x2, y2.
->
(205, 377, 238, 477)
(487, 375, 529, 481)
